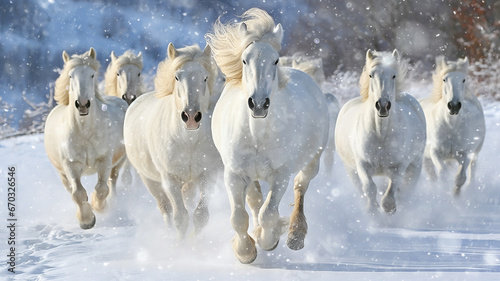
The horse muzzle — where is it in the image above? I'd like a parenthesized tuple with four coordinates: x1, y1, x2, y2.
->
(122, 94, 137, 105)
(75, 100, 91, 116)
(375, 100, 391, 118)
(181, 111, 202, 130)
(248, 97, 270, 118)
(447, 101, 462, 115)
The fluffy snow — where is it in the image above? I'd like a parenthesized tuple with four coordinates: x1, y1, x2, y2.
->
(1, 93, 499, 280)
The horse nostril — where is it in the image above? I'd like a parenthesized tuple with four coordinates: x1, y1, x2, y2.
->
(248, 98, 255, 110)
(130, 95, 136, 102)
(448, 102, 452, 110)
(122, 94, 127, 101)
(386, 101, 391, 111)
(457, 102, 462, 111)
(75, 100, 80, 109)
(263, 98, 270, 110)
(194, 112, 202, 123)
(85, 100, 91, 108)
(375, 101, 381, 111)
(181, 111, 189, 123)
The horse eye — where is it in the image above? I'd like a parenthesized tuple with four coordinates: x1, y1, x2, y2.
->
(138, 73, 141, 77)
(242, 59, 247, 65)
(175, 76, 179, 81)
(117, 73, 120, 77)
(69, 75, 72, 79)
(462, 79, 465, 83)
(91, 74, 94, 78)
(443, 79, 446, 82)
(369, 74, 372, 78)
(392, 75, 396, 79)
(204, 77, 208, 82)
(274, 58, 279, 65)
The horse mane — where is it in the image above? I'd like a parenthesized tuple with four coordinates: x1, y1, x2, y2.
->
(359, 50, 407, 102)
(104, 50, 144, 97)
(154, 44, 217, 98)
(431, 56, 470, 103)
(205, 8, 285, 86)
(54, 49, 104, 106)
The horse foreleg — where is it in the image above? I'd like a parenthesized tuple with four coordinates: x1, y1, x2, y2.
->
(225, 171, 256, 264)
(430, 149, 446, 181)
(91, 159, 112, 212)
(256, 170, 288, 251)
(162, 174, 189, 238)
(246, 181, 263, 232)
(423, 155, 437, 181)
(140, 175, 173, 227)
(357, 162, 379, 213)
(454, 154, 471, 196)
(383, 166, 406, 214)
(64, 164, 95, 229)
(287, 152, 321, 251)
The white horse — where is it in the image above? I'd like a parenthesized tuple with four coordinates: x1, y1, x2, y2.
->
(124, 43, 221, 237)
(104, 50, 145, 105)
(335, 50, 426, 214)
(420, 56, 485, 195)
(104, 50, 145, 185)
(206, 8, 330, 263)
(281, 53, 340, 174)
(44, 48, 127, 229)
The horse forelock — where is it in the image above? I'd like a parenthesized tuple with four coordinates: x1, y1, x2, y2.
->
(54, 52, 103, 106)
(432, 57, 470, 103)
(154, 45, 217, 99)
(206, 8, 283, 86)
(359, 51, 407, 102)
(104, 50, 144, 98)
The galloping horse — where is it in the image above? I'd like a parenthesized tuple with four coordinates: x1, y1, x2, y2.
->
(104, 50, 145, 185)
(206, 8, 330, 263)
(104, 50, 144, 105)
(335, 50, 426, 214)
(124, 43, 221, 237)
(420, 56, 485, 195)
(44, 48, 127, 229)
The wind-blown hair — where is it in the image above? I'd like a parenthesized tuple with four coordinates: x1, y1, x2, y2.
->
(54, 48, 103, 105)
(431, 56, 471, 103)
(154, 44, 217, 98)
(104, 50, 144, 97)
(205, 8, 283, 85)
(359, 50, 408, 102)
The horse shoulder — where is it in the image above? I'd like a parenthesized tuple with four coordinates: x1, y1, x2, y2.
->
(398, 93, 426, 126)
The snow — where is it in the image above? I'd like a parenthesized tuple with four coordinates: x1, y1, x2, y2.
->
(1, 94, 500, 280)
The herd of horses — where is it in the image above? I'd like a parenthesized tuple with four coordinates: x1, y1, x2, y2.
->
(43, 8, 486, 264)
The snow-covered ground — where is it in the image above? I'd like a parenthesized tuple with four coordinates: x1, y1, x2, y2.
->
(1, 81, 500, 280)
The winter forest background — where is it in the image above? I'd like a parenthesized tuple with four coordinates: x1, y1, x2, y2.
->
(0, 0, 499, 138)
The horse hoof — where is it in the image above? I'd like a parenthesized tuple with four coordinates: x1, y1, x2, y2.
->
(79, 215, 96, 230)
(286, 232, 305, 251)
(261, 239, 279, 251)
(383, 205, 396, 214)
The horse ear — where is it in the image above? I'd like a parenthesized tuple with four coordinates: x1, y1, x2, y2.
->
(436, 56, 446, 69)
(273, 23, 284, 43)
(462, 57, 469, 67)
(110, 51, 117, 61)
(392, 49, 399, 59)
(239, 23, 248, 35)
(168, 43, 176, 60)
(137, 51, 142, 59)
(366, 49, 374, 61)
(89, 47, 96, 59)
(203, 44, 212, 56)
(62, 51, 70, 63)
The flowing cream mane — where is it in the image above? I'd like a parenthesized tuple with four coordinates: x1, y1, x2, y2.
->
(54, 48, 104, 105)
(431, 56, 471, 103)
(359, 50, 407, 102)
(104, 50, 144, 97)
(205, 8, 284, 86)
(154, 44, 217, 98)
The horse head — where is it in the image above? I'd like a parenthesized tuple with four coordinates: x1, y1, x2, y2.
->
(364, 49, 400, 118)
(436, 56, 468, 116)
(241, 23, 283, 118)
(111, 51, 143, 105)
(169, 43, 212, 130)
(63, 48, 99, 116)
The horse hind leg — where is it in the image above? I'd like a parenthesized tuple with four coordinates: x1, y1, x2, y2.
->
(453, 155, 471, 196)
(287, 152, 321, 251)
(423, 155, 437, 182)
(140, 175, 173, 227)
